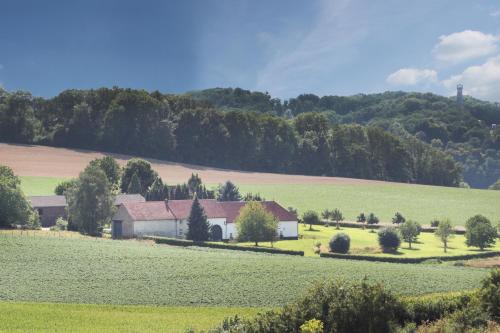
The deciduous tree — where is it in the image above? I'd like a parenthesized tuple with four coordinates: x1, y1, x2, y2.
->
(236, 201, 278, 246)
(435, 219, 454, 253)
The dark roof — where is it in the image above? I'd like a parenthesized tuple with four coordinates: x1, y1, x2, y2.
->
(29, 196, 67, 208)
(114, 194, 145, 205)
(120, 199, 297, 223)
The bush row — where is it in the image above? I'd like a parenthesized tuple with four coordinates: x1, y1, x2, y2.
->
(319, 250, 500, 263)
(144, 236, 305, 256)
(318, 220, 467, 234)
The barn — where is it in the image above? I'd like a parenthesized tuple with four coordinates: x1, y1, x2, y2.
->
(111, 199, 298, 240)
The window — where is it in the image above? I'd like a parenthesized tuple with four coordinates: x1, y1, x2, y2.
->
(37, 208, 43, 216)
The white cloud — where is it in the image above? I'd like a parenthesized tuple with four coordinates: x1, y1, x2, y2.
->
(386, 68, 437, 86)
(490, 10, 500, 17)
(432, 30, 498, 64)
(442, 55, 500, 102)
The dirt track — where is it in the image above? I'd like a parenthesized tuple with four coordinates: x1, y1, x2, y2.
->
(0, 143, 399, 185)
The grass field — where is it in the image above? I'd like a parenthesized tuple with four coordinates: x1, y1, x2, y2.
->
(239, 183, 500, 225)
(0, 302, 261, 333)
(0, 232, 491, 308)
(234, 224, 500, 257)
(20, 176, 500, 226)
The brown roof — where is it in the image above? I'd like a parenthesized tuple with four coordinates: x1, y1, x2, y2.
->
(122, 201, 175, 221)
(114, 194, 145, 205)
(121, 199, 297, 223)
(29, 196, 67, 208)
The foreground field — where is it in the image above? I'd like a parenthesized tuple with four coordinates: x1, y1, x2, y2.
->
(0, 232, 490, 307)
(235, 224, 500, 257)
(0, 302, 261, 333)
(19, 175, 500, 225)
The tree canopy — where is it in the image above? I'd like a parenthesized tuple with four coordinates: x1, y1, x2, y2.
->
(236, 201, 278, 246)
(217, 181, 242, 201)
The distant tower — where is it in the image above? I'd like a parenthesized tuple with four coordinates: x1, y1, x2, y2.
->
(456, 84, 464, 107)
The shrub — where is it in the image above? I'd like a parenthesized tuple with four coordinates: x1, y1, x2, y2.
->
(480, 269, 500, 321)
(430, 219, 440, 228)
(392, 212, 406, 225)
(50, 217, 68, 231)
(465, 215, 497, 250)
(367, 213, 379, 225)
(378, 228, 401, 252)
(300, 319, 324, 333)
(329, 233, 350, 254)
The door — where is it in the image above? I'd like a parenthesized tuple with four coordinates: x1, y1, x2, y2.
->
(112, 220, 123, 239)
(210, 225, 223, 241)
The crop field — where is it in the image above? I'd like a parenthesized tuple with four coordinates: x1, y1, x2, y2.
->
(0, 233, 490, 308)
(0, 302, 261, 333)
(234, 224, 500, 257)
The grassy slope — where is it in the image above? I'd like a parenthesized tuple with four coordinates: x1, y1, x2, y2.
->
(20, 176, 500, 225)
(236, 224, 500, 257)
(0, 302, 261, 333)
(239, 183, 500, 225)
(0, 232, 489, 307)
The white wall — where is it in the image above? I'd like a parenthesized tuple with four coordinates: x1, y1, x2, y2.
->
(134, 219, 177, 237)
(278, 221, 298, 238)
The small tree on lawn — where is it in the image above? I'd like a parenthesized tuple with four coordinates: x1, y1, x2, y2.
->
(127, 172, 142, 194)
(378, 228, 401, 252)
(321, 209, 331, 225)
(303, 210, 320, 231)
(435, 219, 454, 253)
(399, 220, 420, 249)
(331, 208, 344, 230)
(465, 215, 497, 250)
(357, 213, 366, 229)
(367, 213, 379, 226)
(236, 201, 278, 246)
(186, 195, 210, 241)
(392, 212, 405, 225)
(67, 164, 115, 236)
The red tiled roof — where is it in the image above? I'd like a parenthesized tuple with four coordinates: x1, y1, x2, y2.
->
(29, 196, 67, 208)
(122, 201, 175, 221)
(114, 194, 145, 205)
(121, 200, 297, 223)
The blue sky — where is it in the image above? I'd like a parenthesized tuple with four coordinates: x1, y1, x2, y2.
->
(1, 0, 500, 101)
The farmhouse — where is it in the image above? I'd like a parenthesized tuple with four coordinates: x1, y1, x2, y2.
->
(29, 194, 146, 227)
(111, 199, 298, 240)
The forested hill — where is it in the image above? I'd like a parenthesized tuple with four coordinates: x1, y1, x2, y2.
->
(188, 88, 500, 188)
(0, 86, 478, 188)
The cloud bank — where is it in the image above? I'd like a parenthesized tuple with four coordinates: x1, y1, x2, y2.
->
(432, 30, 498, 64)
(386, 68, 437, 86)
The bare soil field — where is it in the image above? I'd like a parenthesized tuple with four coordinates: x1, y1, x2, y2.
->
(0, 143, 400, 185)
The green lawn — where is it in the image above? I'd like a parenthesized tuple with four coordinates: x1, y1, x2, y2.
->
(0, 302, 261, 333)
(20, 176, 500, 226)
(234, 224, 500, 257)
(239, 183, 500, 225)
(0, 232, 491, 308)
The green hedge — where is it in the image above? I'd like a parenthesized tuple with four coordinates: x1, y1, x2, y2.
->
(145, 236, 304, 256)
(401, 291, 475, 324)
(319, 251, 500, 263)
(318, 220, 467, 234)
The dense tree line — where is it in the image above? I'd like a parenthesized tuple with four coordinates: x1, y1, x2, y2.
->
(0, 87, 462, 186)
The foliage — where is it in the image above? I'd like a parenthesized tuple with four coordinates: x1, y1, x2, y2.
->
(243, 192, 264, 201)
(0, 234, 492, 307)
(299, 319, 324, 333)
(186, 195, 210, 242)
(399, 220, 421, 249)
(331, 208, 344, 229)
(356, 212, 366, 223)
(54, 179, 78, 195)
(66, 164, 115, 236)
(435, 219, 454, 253)
(392, 212, 406, 225)
(89, 156, 121, 186)
(0, 165, 38, 228)
(236, 201, 278, 246)
(378, 228, 401, 252)
(217, 181, 242, 201)
(169, 174, 214, 200)
(430, 219, 440, 228)
(126, 172, 142, 194)
(145, 177, 169, 201)
(329, 233, 350, 254)
(0, 87, 466, 187)
(367, 213, 380, 225)
(50, 217, 68, 231)
(489, 179, 500, 190)
(302, 210, 320, 231)
(465, 215, 497, 250)
(120, 158, 158, 195)
(480, 269, 500, 322)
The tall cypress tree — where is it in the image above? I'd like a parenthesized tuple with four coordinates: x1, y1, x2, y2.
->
(146, 177, 168, 201)
(186, 195, 210, 241)
(127, 172, 142, 194)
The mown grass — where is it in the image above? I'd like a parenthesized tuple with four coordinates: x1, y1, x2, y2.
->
(20, 176, 500, 226)
(239, 183, 500, 225)
(0, 233, 491, 307)
(234, 224, 500, 257)
(0, 302, 262, 333)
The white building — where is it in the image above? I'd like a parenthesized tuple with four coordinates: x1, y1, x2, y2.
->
(112, 199, 298, 240)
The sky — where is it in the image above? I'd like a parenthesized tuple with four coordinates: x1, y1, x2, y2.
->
(1, 0, 500, 101)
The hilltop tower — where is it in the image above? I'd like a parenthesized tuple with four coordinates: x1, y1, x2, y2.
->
(456, 84, 464, 107)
